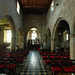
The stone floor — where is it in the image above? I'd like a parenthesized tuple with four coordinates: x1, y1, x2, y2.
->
(19, 51, 48, 75)
(1, 50, 75, 75)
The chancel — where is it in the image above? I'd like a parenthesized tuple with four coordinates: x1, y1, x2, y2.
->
(0, 0, 75, 75)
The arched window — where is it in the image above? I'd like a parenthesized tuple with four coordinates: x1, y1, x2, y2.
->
(63, 30, 69, 41)
(51, 0, 54, 13)
(31, 31, 37, 40)
(17, 1, 20, 14)
(4, 29, 11, 43)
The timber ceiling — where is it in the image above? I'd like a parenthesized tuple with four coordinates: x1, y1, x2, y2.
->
(19, 0, 52, 14)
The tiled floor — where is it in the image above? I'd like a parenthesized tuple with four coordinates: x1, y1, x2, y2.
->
(19, 51, 48, 75)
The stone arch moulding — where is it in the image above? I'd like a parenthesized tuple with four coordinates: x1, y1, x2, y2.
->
(26, 26, 40, 36)
(46, 28, 51, 50)
(17, 28, 21, 35)
(52, 17, 71, 39)
(16, 28, 22, 49)
(24, 26, 41, 49)
(46, 28, 51, 37)
(2, 15, 16, 50)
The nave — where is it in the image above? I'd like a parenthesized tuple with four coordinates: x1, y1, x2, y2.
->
(19, 51, 48, 75)
(0, 49, 75, 75)
(0, 0, 75, 75)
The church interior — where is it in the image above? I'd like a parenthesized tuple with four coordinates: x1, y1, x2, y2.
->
(0, 0, 75, 75)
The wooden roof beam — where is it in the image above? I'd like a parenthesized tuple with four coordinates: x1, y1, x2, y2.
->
(23, 5, 46, 8)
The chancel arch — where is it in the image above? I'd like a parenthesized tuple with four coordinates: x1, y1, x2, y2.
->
(26, 27, 40, 50)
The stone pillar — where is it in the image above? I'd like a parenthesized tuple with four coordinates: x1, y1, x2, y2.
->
(11, 36, 16, 51)
(47, 37, 51, 50)
(51, 39, 55, 52)
(70, 34, 75, 60)
(42, 35, 47, 50)
(20, 34, 24, 49)
(24, 34, 27, 50)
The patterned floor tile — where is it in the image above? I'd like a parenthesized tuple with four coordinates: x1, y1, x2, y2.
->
(19, 51, 48, 75)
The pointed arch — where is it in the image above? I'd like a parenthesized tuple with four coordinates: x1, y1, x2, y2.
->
(1, 15, 16, 50)
(52, 17, 70, 39)
(52, 17, 70, 52)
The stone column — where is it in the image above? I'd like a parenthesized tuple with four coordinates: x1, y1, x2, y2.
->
(11, 35, 16, 51)
(42, 35, 47, 50)
(70, 34, 75, 60)
(24, 34, 27, 50)
(20, 34, 24, 49)
(51, 39, 55, 52)
(47, 37, 51, 50)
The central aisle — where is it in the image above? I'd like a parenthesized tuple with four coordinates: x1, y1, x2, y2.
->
(20, 51, 48, 75)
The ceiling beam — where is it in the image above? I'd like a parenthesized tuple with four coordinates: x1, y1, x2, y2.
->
(23, 5, 45, 8)
(34, 0, 36, 5)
